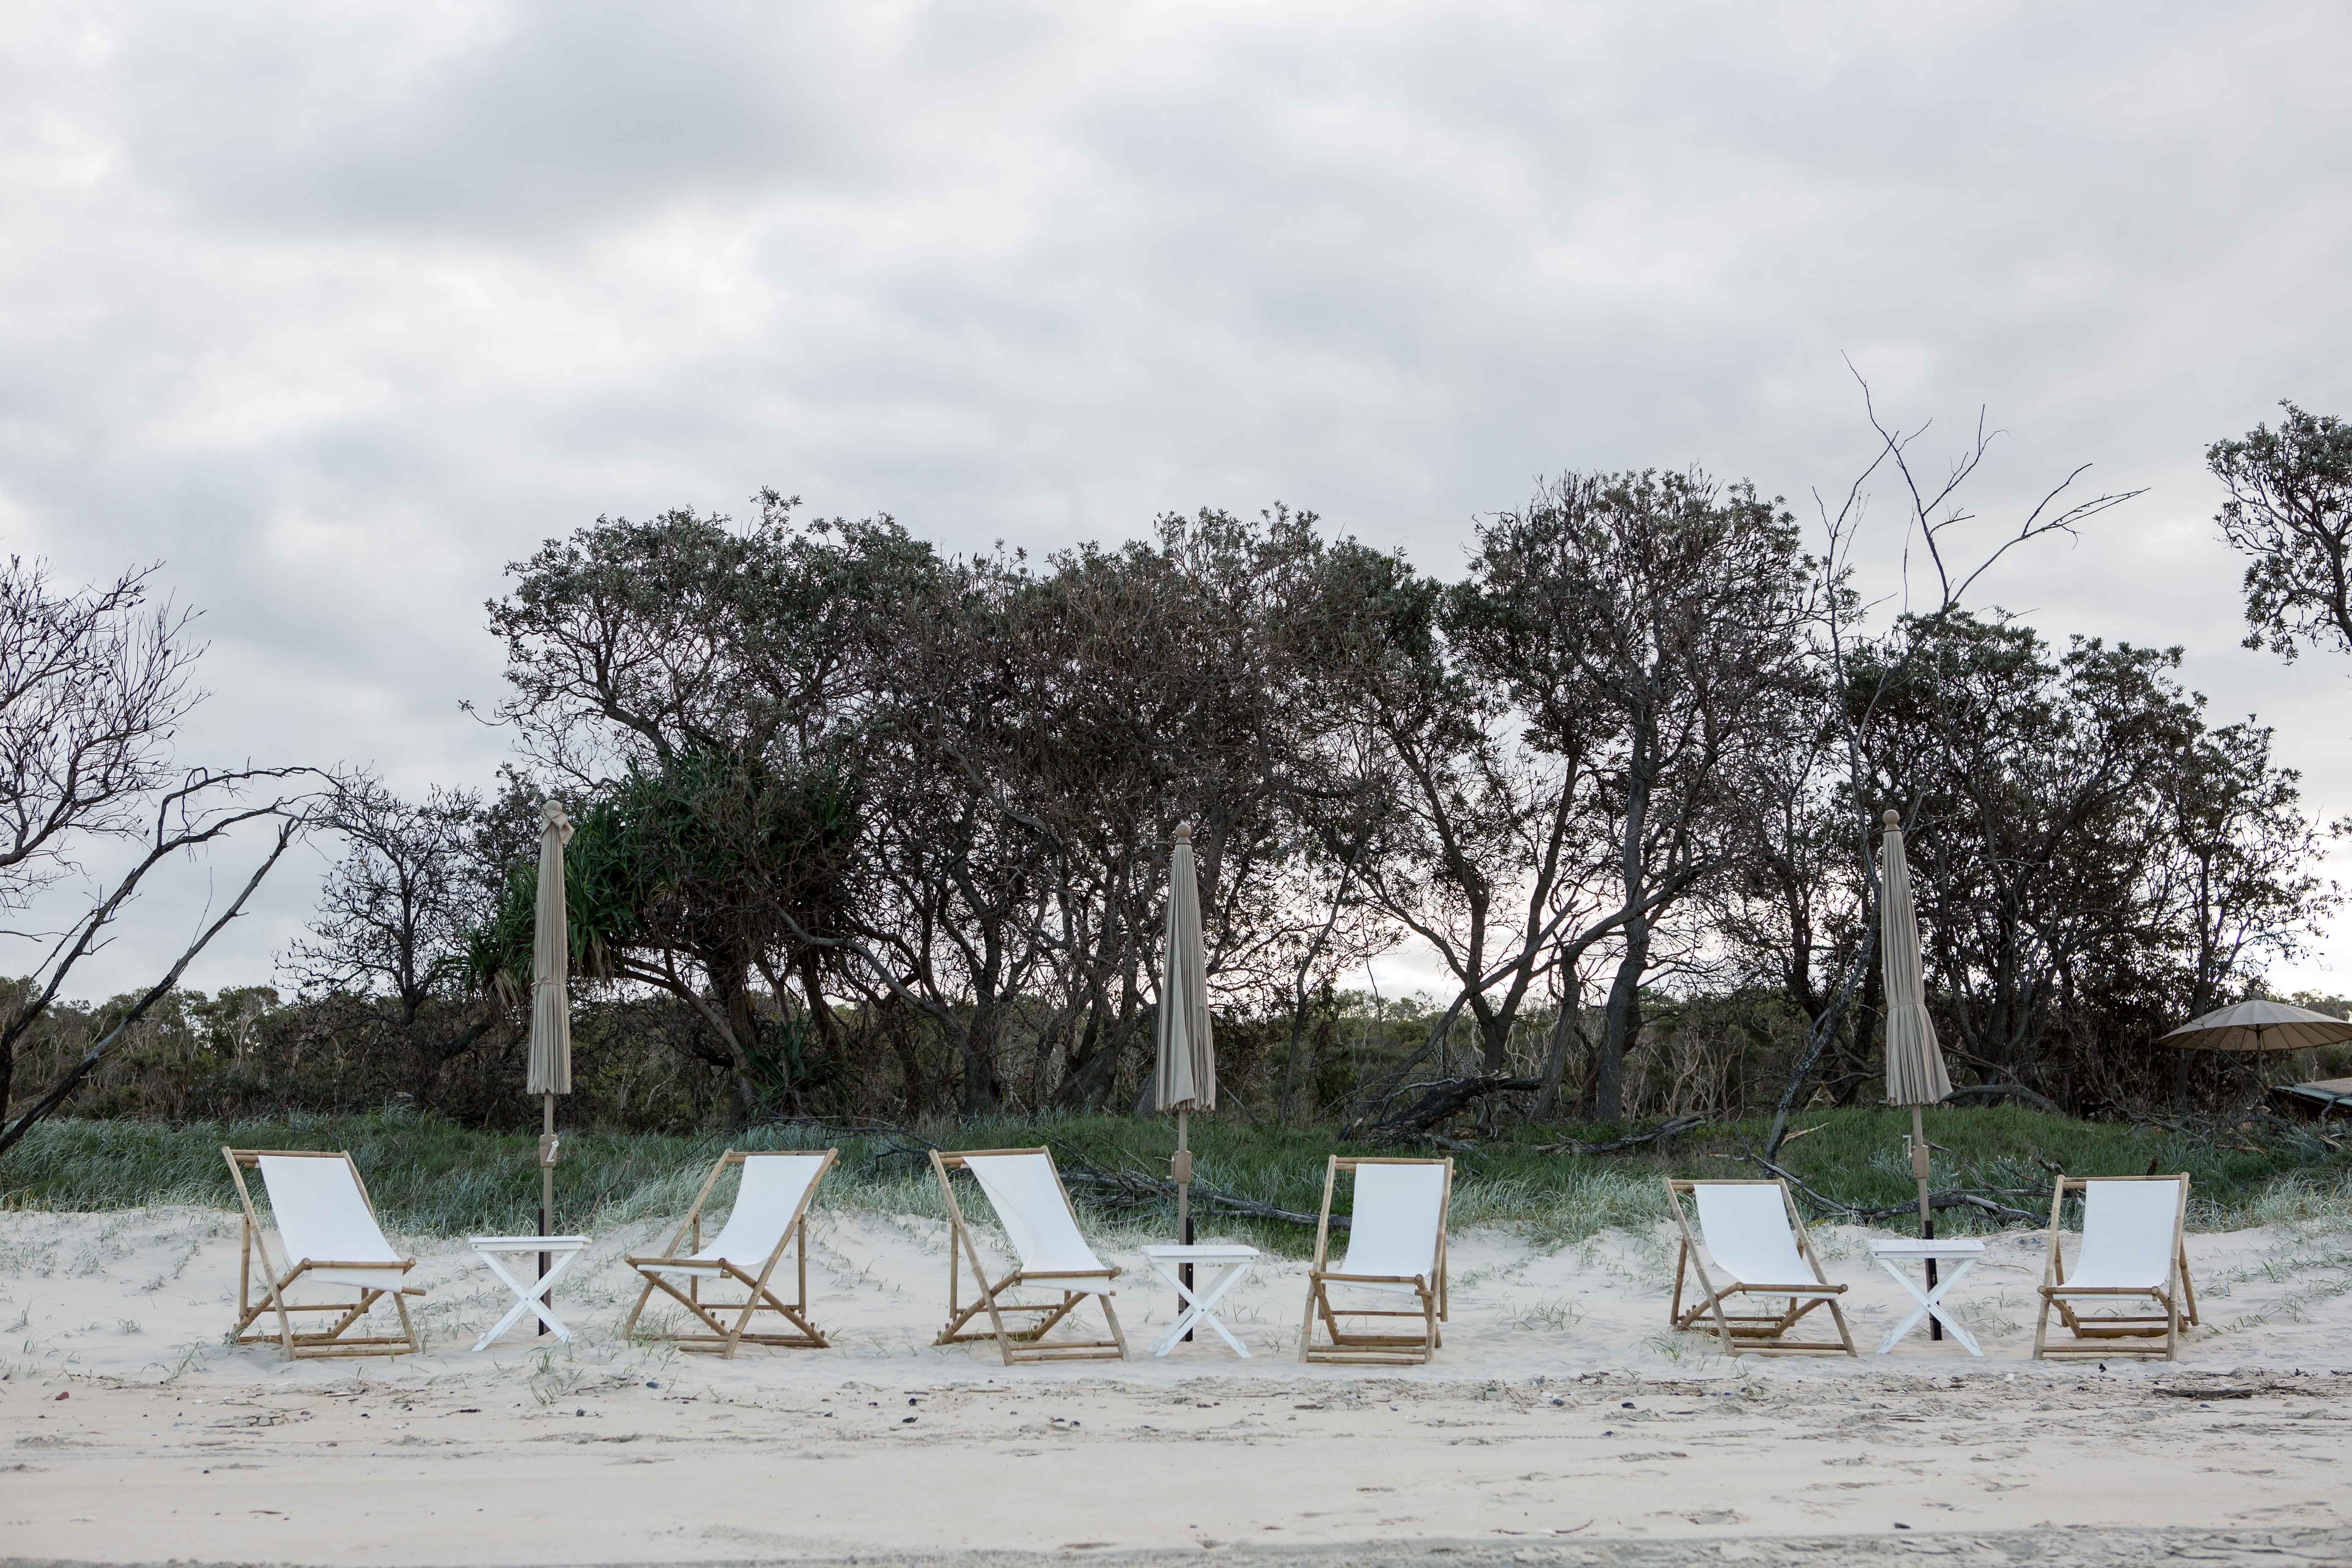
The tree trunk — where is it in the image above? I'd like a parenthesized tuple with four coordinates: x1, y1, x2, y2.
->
(960, 1004, 999, 1116)
(1478, 1003, 1513, 1075)
(1596, 917, 1650, 1123)
(1534, 980, 1582, 1121)
(1277, 986, 1324, 1126)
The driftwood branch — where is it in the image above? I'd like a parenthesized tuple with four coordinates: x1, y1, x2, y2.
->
(1941, 1082, 2068, 1115)
(751, 1116, 1341, 1231)
(1529, 1114, 1707, 1157)
(1056, 1159, 1341, 1232)
(1741, 1151, 2040, 1227)
(1367, 1074, 1542, 1138)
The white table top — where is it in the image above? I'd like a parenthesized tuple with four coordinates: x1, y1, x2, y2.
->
(1868, 1238, 1986, 1257)
(468, 1235, 591, 1250)
(1143, 1244, 1261, 1261)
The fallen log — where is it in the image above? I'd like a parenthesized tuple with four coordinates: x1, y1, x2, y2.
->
(1529, 1114, 1707, 1157)
(1056, 1159, 1342, 1231)
(1741, 1151, 2041, 1227)
(1366, 1074, 1543, 1138)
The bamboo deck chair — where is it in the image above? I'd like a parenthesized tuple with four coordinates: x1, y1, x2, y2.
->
(223, 1149, 424, 1361)
(1299, 1156, 1452, 1365)
(932, 1148, 1127, 1364)
(1665, 1178, 1855, 1356)
(2033, 1174, 2197, 1361)
(624, 1149, 837, 1357)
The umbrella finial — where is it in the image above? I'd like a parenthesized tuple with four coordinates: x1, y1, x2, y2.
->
(1882, 808, 1900, 828)
(1173, 823, 1191, 842)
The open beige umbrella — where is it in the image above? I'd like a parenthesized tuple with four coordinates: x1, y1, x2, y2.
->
(2162, 999, 2352, 1111)
(1880, 810, 1954, 1330)
(2160, 999, 2352, 1053)
(1154, 824, 1215, 1256)
(527, 801, 574, 1330)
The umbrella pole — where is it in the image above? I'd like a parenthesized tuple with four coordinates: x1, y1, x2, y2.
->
(540, 1090, 554, 1337)
(1176, 1106, 1194, 1342)
(1912, 1105, 1939, 1340)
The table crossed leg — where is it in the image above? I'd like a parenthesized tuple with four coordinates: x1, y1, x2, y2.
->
(1151, 1261, 1253, 1358)
(1874, 1256, 1983, 1356)
(472, 1247, 586, 1351)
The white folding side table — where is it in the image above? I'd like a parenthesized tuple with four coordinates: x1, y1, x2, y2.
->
(467, 1234, 590, 1351)
(1141, 1243, 1260, 1358)
(1869, 1237, 1987, 1356)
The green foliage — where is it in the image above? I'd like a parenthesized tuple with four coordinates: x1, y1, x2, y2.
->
(6, 1105, 2342, 1256)
(2209, 401, 2352, 662)
(465, 748, 859, 1009)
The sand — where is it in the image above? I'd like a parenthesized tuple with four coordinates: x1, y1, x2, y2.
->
(2, 1200, 2348, 1566)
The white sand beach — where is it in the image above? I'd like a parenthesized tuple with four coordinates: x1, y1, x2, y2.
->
(3, 1203, 2348, 1565)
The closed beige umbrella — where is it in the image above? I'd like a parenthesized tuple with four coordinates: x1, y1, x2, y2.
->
(1880, 809, 1954, 1332)
(527, 801, 574, 1330)
(1155, 824, 1215, 1250)
(1881, 809, 1954, 1114)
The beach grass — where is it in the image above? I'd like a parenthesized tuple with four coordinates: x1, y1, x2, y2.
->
(1, 1104, 2344, 1254)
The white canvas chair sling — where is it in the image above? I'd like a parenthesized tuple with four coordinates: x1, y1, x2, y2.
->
(624, 1149, 836, 1356)
(932, 1148, 1126, 1363)
(1300, 1157, 1451, 1364)
(223, 1149, 424, 1360)
(1666, 1179, 1855, 1356)
(2033, 1174, 2196, 1361)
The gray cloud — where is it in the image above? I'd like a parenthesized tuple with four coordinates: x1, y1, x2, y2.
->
(2, 0, 2348, 999)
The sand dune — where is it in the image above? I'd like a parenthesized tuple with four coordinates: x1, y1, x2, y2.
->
(3, 1204, 2348, 1564)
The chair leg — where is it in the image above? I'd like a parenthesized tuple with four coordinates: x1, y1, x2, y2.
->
(1707, 1287, 1738, 1355)
(622, 1277, 658, 1339)
(1825, 1295, 1855, 1356)
(723, 1297, 759, 1360)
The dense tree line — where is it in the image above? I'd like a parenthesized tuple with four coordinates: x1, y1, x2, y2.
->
(327, 463, 2347, 1129)
(6, 406, 2352, 1141)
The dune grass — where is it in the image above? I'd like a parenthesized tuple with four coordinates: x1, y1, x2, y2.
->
(1, 1104, 2345, 1255)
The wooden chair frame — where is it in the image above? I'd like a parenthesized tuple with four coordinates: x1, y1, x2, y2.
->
(1665, 1178, 1855, 1357)
(623, 1148, 836, 1357)
(223, 1148, 423, 1361)
(1299, 1156, 1452, 1365)
(2033, 1173, 2197, 1362)
(931, 1148, 1126, 1364)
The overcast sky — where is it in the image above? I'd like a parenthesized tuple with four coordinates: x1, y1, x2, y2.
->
(5, 1, 2351, 1004)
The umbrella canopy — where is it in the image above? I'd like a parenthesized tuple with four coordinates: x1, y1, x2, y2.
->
(2162, 999, 2352, 1054)
(525, 801, 575, 1097)
(1880, 809, 1953, 1107)
(1154, 825, 1215, 1114)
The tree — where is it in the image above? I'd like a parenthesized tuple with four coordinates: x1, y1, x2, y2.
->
(283, 778, 502, 1105)
(477, 497, 930, 1118)
(2154, 721, 2336, 1017)
(2209, 403, 2352, 661)
(1868, 618, 2201, 1087)
(1449, 471, 1814, 1121)
(1758, 382, 2140, 1153)
(0, 556, 313, 1159)
(0, 559, 200, 918)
